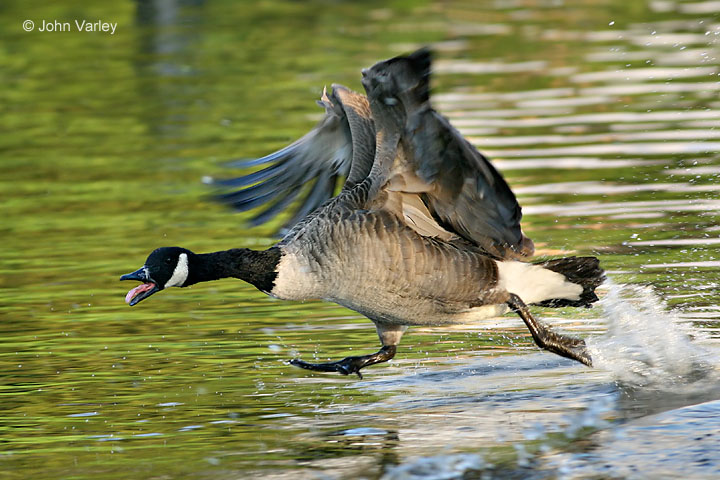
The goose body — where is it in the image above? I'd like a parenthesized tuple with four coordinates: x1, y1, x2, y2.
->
(122, 49, 604, 377)
(271, 206, 509, 325)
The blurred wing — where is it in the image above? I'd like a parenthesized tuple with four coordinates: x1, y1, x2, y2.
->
(362, 47, 533, 259)
(213, 86, 373, 234)
(331, 85, 375, 190)
(401, 108, 534, 259)
(384, 104, 534, 258)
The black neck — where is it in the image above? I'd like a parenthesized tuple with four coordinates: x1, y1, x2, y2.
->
(187, 247, 281, 293)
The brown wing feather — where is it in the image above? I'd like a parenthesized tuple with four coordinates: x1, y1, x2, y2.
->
(212, 85, 375, 234)
(360, 48, 534, 259)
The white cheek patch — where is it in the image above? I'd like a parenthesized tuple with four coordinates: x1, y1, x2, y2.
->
(164, 253, 189, 288)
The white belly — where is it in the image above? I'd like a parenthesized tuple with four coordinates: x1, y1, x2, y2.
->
(269, 251, 324, 300)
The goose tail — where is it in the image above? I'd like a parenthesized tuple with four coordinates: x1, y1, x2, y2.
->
(534, 256, 605, 308)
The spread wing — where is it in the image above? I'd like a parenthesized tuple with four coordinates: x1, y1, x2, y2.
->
(363, 48, 534, 259)
(404, 108, 534, 258)
(211, 85, 374, 233)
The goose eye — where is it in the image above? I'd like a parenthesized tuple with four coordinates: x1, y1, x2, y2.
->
(165, 257, 173, 265)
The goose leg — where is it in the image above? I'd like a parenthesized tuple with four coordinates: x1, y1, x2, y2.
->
(290, 323, 406, 379)
(507, 293, 593, 367)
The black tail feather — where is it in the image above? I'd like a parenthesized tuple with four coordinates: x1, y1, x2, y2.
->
(534, 256, 605, 308)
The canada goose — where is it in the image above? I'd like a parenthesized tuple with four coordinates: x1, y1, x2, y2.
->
(122, 48, 604, 377)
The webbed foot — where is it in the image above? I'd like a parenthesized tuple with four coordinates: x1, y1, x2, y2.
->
(542, 331, 593, 367)
(290, 345, 397, 379)
(507, 293, 593, 367)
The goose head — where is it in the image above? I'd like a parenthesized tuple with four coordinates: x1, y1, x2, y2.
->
(121, 247, 193, 306)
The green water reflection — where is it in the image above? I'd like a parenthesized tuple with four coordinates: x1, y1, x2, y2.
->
(2, 0, 719, 478)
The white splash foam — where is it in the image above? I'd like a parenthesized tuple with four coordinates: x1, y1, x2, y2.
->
(381, 453, 485, 480)
(588, 281, 720, 391)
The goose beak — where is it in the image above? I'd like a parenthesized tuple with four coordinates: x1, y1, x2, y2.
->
(120, 267, 159, 306)
(120, 267, 147, 282)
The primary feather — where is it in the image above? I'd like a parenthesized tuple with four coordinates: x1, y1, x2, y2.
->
(214, 50, 533, 259)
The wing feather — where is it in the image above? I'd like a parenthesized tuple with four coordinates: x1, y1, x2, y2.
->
(211, 49, 532, 258)
(362, 48, 534, 259)
(211, 86, 364, 234)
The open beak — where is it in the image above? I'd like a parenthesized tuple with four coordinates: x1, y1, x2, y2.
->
(120, 267, 159, 306)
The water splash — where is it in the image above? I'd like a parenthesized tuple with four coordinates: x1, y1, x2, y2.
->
(381, 453, 485, 480)
(588, 281, 719, 392)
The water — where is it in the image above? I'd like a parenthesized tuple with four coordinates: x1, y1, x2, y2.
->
(591, 283, 719, 390)
(2, 0, 720, 478)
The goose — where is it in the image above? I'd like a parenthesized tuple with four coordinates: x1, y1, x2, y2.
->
(121, 48, 604, 378)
